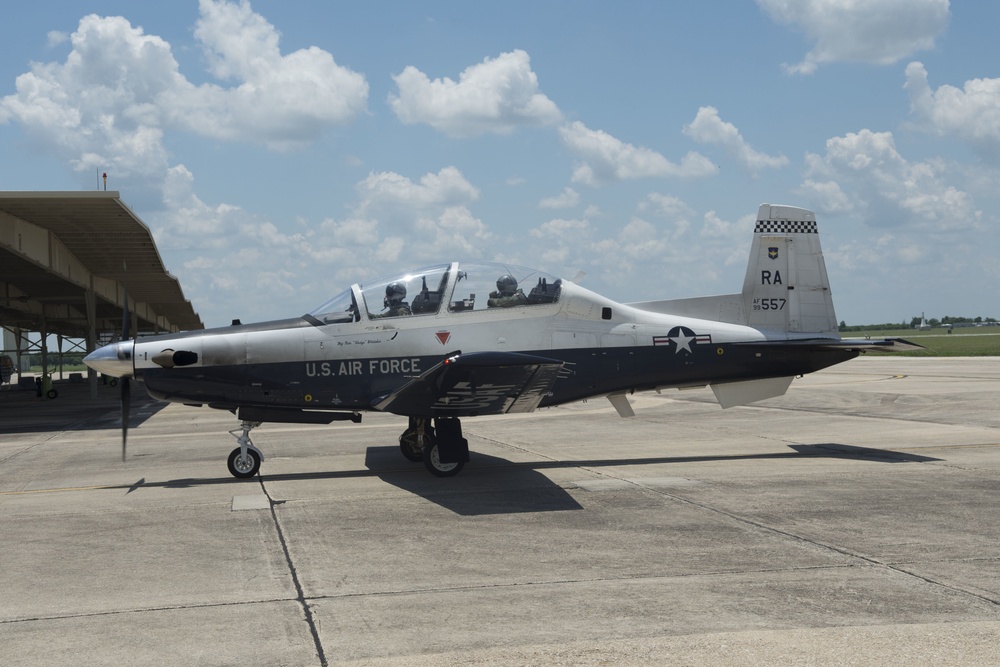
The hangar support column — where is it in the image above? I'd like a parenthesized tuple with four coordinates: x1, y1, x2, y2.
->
(86, 289, 96, 399)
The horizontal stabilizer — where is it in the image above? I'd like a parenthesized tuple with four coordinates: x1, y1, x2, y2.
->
(734, 337, 925, 352)
(711, 376, 794, 409)
(835, 337, 925, 352)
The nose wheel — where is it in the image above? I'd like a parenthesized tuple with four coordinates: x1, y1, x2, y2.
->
(228, 447, 261, 478)
(227, 420, 264, 478)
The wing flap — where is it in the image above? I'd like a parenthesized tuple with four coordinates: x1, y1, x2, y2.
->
(372, 351, 564, 417)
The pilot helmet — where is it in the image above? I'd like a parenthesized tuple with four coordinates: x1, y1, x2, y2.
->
(496, 274, 517, 295)
(385, 282, 406, 303)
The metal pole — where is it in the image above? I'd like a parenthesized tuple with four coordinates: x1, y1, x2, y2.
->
(86, 289, 97, 399)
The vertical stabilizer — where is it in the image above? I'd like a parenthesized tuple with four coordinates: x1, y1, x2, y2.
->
(743, 204, 838, 336)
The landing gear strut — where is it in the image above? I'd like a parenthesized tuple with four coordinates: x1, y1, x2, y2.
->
(399, 416, 432, 462)
(399, 417, 469, 477)
(227, 420, 264, 478)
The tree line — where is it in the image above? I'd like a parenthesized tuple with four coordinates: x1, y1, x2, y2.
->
(839, 316, 998, 332)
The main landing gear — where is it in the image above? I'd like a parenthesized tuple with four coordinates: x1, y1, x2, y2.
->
(227, 420, 264, 479)
(220, 415, 469, 479)
(398, 416, 469, 477)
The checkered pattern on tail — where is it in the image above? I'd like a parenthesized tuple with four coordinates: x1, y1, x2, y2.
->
(754, 220, 817, 234)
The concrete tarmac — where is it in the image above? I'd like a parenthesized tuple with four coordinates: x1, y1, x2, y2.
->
(1, 357, 999, 665)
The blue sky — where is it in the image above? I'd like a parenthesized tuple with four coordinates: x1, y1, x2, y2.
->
(1, 0, 996, 328)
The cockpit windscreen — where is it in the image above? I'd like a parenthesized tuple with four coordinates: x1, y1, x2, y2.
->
(361, 264, 450, 319)
(306, 262, 561, 325)
(448, 263, 561, 312)
(307, 287, 358, 324)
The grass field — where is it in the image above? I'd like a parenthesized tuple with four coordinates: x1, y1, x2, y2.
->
(842, 328, 1000, 356)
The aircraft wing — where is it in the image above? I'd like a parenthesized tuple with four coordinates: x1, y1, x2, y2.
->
(372, 351, 565, 417)
(734, 337, 926, 352)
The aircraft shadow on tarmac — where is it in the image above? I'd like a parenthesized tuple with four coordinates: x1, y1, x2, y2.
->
(149, 442, 940, 516)
(362, 446, 585, 515)
(0, 385, 167, 434)
(787, 443, 941, 463)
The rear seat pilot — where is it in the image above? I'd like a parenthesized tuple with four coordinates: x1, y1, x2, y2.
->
(487, 275, 528, 307)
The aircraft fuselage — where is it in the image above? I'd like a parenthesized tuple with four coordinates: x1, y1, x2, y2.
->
(129, 279, 856, 416)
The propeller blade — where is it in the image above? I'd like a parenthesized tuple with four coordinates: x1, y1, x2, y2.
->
(121, 290, 130, 341)
(120, 267, 131, 463)
(121, 376, 130, 462)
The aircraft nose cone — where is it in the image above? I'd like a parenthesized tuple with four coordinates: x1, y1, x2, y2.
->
(84, 340, 134, 377)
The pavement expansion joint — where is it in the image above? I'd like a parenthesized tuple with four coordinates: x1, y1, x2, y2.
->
(258, 475, 329, 667)
(0, 596, 300, 626)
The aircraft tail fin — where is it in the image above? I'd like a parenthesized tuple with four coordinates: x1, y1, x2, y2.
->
(742, 204, 838, 336)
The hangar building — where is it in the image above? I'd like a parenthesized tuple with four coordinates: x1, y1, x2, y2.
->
(0, 191, 202, 394)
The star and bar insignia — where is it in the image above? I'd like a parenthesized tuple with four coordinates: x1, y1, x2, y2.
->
(653, 326, 712, 354)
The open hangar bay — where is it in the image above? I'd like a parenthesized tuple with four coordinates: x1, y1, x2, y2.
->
(0, 356, 998, 665)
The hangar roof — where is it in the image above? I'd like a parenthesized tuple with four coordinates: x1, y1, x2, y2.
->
(0, 191, 203, 339)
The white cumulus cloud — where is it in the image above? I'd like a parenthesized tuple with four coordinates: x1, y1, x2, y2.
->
(683, 106, 789, 174)
(0, 0, 368, 188)
(757, 0, 950, 75)
(0, 14, 176, 180)
(355, 167, 480, 213)
(167, 167, 485, 322)
(800, 129, 980, 230)
(389, 49, 562, 137)
(348, 167, 492, 267)
(904, 61, 1000, 158)
(178, 0, 368, 148)
(559, 121, 717, 186)
(638, 193, 693, 220)
(539, 187, 580, 209)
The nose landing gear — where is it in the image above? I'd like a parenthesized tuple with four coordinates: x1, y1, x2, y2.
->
(227, 420, 264, 478)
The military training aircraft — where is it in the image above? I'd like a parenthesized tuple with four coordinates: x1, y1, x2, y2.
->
(85, 204, 918, 478)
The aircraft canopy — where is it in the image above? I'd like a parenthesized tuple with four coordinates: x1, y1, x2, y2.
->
(307, 262, 563, 324)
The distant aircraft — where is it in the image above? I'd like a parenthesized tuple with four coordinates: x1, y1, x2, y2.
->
(85, 204, 919, 478)
(917, 313, 932, 330)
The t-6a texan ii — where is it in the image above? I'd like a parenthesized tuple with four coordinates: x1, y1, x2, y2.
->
(85, 204, 918, 478)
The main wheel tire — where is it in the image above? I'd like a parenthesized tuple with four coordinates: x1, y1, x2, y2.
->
(422, 442, 464, 477)
(227, 447, 261, 478)
(399, 435, 423, 462)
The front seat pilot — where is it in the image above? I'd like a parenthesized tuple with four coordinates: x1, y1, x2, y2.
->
(377, 282, 411, 317)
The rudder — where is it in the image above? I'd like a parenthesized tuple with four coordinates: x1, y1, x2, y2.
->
(742, 204, 838, 336)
